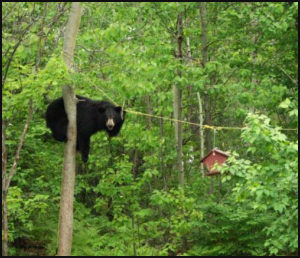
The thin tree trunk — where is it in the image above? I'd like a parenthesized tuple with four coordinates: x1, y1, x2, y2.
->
(132, 148, 138, 180)
(197, 92, 205, 177)
(4, 103, 33, 193)
(173, 84, 183, 187)
(57, 2, 82, 256)
(159, 115, 168, 190)
(2, 100, 33, 256)
(173, 13, 184, 187)
(2, 122, 7, 198)
(186, 37, 195, 134)
(2, 122, 8, 257)
(138, 5, 158, 189)
(250, 32, 259, 113)
(2, 192, 8, 256)
(199, 3, 207, 68)
(199, 2, 212, 153)
(186, 36, 205, 177)
(132, 215, 137, 256)
(145, 96, 158, 188)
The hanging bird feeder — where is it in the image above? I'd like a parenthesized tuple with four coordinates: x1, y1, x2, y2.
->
(200, 148, 230, 176)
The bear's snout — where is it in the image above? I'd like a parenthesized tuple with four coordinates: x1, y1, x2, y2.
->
(106, 118, 115, 130)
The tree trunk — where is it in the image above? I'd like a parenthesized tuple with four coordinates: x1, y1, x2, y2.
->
(57, 2, 82, 256)
(197, 92, 205, 177)
(186, 36, 205, 177)
(173, 85, 184, 187)
(173, 13, 184, 187)
(2, 122, 8, 256)
(159, 115, 168, 190)
(132, 215, 137, 256)
(199, 2, 212, 153)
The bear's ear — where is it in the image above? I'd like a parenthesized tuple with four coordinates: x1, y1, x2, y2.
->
(114, 106, 122, 113)
(98, 106, 106, 113)
(115, 106, 126, 120)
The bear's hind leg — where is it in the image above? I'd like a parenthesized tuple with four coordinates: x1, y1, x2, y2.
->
(78, 136, 90, 163)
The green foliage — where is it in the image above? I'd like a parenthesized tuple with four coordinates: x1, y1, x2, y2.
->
(221, 113, 298, 255)
(2, 2, 298, 256)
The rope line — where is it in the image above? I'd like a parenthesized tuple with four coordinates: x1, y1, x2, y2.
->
(124, 109, 297, 131)
(91, 84, 298, 132)
(125, 109, 242, 130)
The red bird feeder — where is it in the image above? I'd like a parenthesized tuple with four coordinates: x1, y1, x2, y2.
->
(200, 148, 230, 176)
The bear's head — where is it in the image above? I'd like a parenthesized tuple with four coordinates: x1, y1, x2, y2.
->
(97, 102, 126, 137)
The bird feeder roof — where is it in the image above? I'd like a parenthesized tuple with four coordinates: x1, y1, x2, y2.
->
(200, 148, 230, 163)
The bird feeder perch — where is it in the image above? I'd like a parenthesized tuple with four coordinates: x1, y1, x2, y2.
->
(200, 148, 230, 176)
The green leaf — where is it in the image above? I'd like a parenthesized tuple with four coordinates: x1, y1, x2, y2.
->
(279, 98, 291, 109)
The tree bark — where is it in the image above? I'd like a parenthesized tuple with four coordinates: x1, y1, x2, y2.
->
(2, 192, 8, 257)
(57, 2, 82, 256)
(186, 36, 205, 177)
(159, 115, 168, 190)
(199, 2, 212, 153)
(173, 85, 184, 187)
(132, 215, 137, 256)
(173, 13, 184, 187)
(197, 92, 205, 177)
(2, 122, 8, 257)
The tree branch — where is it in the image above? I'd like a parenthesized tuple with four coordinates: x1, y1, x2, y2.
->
(4, 99, 33, 193)
(276, 65, 298, 86)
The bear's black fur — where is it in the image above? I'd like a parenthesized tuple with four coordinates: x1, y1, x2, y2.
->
(45, 95, 125, 162)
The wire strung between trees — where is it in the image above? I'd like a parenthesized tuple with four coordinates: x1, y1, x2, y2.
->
(91, 84, 298, 132)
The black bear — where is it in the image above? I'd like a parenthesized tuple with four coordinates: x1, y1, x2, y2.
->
(45, 95, 125, 162)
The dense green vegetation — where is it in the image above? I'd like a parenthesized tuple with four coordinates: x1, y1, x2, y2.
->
(2, 2, 298, 256)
